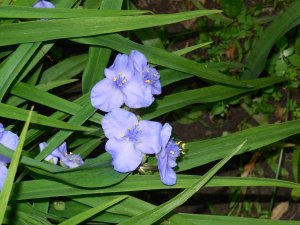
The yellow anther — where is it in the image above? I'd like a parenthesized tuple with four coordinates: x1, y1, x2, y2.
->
(128, 128, 131, 130)
(154, 73, 157, 77)
(176, 141, 182, 145)
(117, 72, 122, 75)
(125, 137, 129, 141)
(118, 83, 123, 87)
(170, 150, 175, 155)
(120, 133, 125, 137)
(122, 79, 127, 83)
(145, 79, 151, 83)
(182, 143, 186, 149)
(113, 76, 117, 82)
(146, 68, 150, 72)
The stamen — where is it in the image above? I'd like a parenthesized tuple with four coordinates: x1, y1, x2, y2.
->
(125, 137, 129, 141)
(170, 150, 175, 155)
(117, 72, 122, 75)
(113, 76, 117, 82)
(145, 79, 151, 83)
(122, 79, 127, 83)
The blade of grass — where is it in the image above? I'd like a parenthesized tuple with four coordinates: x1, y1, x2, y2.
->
(58, 196, 127, 225)
(119, 140, 247, 225)
(0, 107, 33, 224)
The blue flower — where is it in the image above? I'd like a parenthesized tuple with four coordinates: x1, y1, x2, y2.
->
(102, 108, 162, 172)
(0, 123, 19, 164)
(91, 53, 153, 112)
(39, 142, 67, 165)
(39, 142, 83, 168)
(60, 153, 84, 168)
(157, 123, 180, 186)
(33, 0, 55, 8)
(130, 50, 161, 95)
(0, 162, 8, 191)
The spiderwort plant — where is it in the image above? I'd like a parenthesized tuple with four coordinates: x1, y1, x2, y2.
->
(91, 51, 158, 112)
(102, 108, 162, 172)
(0, 123, 19, 164)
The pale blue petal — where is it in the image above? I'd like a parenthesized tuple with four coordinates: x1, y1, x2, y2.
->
(54, 142, 68, 158)
(0, 130, 19, 164)
(106, 138, 142, 173)
(123, 78, 154, 108)
(157, 150, 177, 186)
(135, 120, 162, 154)
(113, 54, 134, 77)
(152, 80, 162, 95)
(129, 50, 148, 73)
(33, 0, 55, 8)
(39, 142, 58, 164)
(0, 163, 8, 190)
(91, 78, 124, 112)
(101, 108, 138, 139)
(104, 68, 116, 80)
(160, 123, 172, 149)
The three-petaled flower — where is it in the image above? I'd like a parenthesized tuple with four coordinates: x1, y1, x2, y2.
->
(0, 123, 19, 164)
(91, 51, 159, 112)
(157, 123, 180, 186)
(39, 142, 83, 168)
(102, 108, 162, 172)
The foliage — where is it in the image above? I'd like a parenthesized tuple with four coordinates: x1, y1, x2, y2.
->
(0, 0, 299, 224)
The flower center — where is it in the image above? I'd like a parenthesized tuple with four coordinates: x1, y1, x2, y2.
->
(124, 123, 141, 143)
(142, 66, 159, 85)
(166, 139, 180, 158)
(112, 72, 127, 87)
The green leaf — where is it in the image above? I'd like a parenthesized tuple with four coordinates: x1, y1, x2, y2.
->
(242, 0, 300, 79)
(118, 141, 246, 225)
(11, 174, 300, 201)
(0, 10, 220, 46)
(40, 54, 87, 84)
(74, 34, 248, 87)
(142, 77, 287, 119)
(0, 43, 40, 100)
(58, 196, 127, 225)
(11, 82, 81, 115)
(0, 103, 94, 132)
(179, 118, 300, 171)
(0, 107, 33, 223)
(0, 6, 148, 18)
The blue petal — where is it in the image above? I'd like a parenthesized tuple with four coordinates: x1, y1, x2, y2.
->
(135, 120, 162, 154)
(101, 108, 138, 139)
(129, 50, 148, 73)
(160, 123, 172, 149)
(157, 150, 177, 186)
(0, 130, 19, 164)
(39, 142, 58, 164)
(123, 77, 154, 108)
(33, 0, 55, 8)
(105, 138, 142, 173)
(54, 142, 68, 158)
(151, 80, 162, 95)
(91, 78, 124, 112)
(0, 163, 8, 190)
(112, 54, 134, 78)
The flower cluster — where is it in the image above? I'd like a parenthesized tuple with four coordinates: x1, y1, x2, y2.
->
(91, 51, 182, 186)
(91, 50, 161, 112)
(0, 123, 83, 191)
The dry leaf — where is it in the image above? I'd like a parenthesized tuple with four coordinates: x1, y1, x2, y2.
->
(271, 202, 289, 220)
